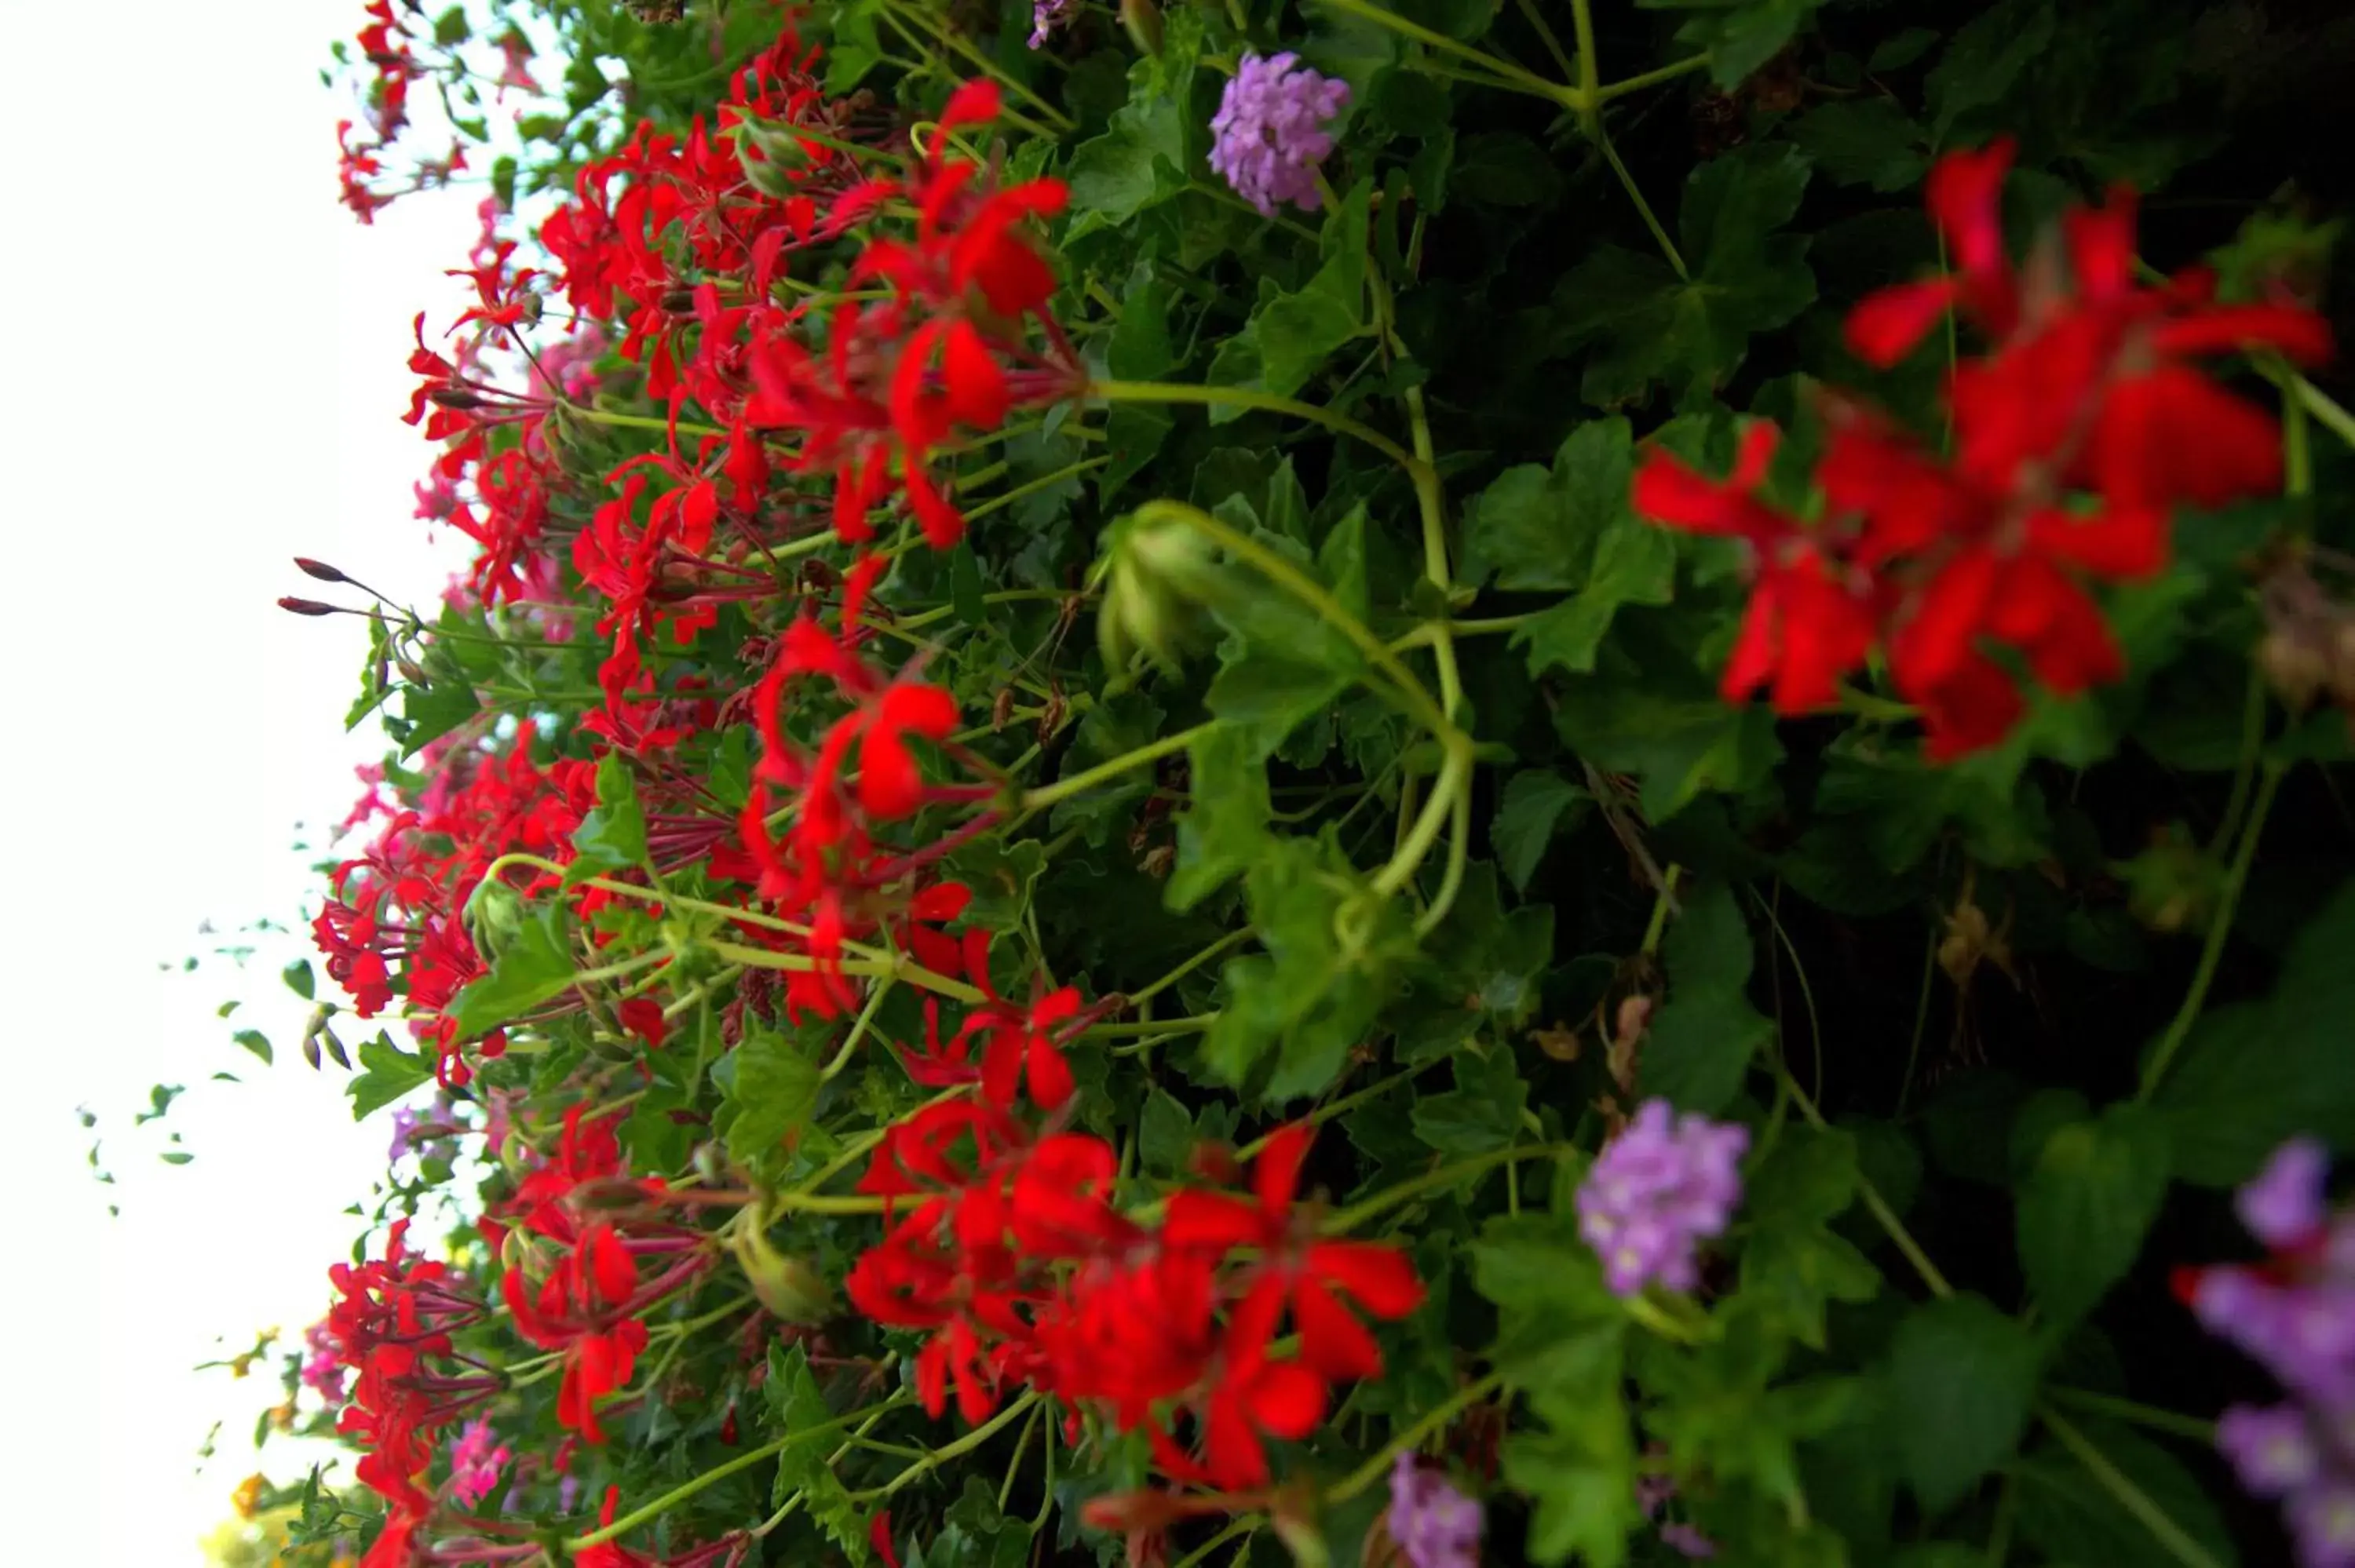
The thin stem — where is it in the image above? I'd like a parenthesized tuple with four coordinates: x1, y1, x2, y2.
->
(1091, 380, 1424, 476)
(962, 456, 1113, 523)
(820, 976, 896, 1081)
(1128, 930, 1254, 1009)
(1327, 1372, 1506, 1502)
(564, 1394, 915, 1550)
(1323, 1143, 1569, 1234)
(1510, 0, 1575, 81)
(1895, 924, 1939, 1117)
(1639, 865, 1685, 956)
(1312, 0, 1582, 108)
(2038, 1407, 2229, 1568)
(2137, 763, 2286, 1101)
(845, 1391, 1041, 1504)
(1140, 501, 1459, 744)
(1780, 1063, 1953, 1298)
(1375, 741, 1473, 899)
(2045, 1387, 2216, 1445)
(1020, 721, 1217, 812)
(1595, 54, 1711, 102)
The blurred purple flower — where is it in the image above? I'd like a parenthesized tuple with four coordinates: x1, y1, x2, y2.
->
(1208, 53, 1349, 217)
(1387, 1453, 1481, 1568)
(2245, 1137, 2333, 1248)
(1576, 1099, 1748, 1295)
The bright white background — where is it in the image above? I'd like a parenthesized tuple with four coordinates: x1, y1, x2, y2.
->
(0, 1, 486, 1558)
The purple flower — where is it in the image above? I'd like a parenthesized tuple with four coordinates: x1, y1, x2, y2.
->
(1028, 0, 1075, 49)
(1659, 1523, 1718, 1559)
(447, 1417, 510, 1509)
(1387, 1453, 1482, 1568)
(2220, 1404, 2323, 1497)
(2292, 1482, 2355, 1568)
(2245, 1138, 2333, 1248)
(389, 1105, 423, 1165)
(1208, 53, 1349, 217)
(1576, 1099, 1749, 1296)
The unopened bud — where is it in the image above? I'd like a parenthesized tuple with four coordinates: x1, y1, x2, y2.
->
(660, 288, 697, 315)
(727, 1222, 834, 1322)
(279, 596, 338, 617)
(427, 386, 486, 410)
(2259, 629, 2328, 709)
(294, 557, 351, 584)
(1096, 509, 1220, 672)
(1120, 0, 1164, 57)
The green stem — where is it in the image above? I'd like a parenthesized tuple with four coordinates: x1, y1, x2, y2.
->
(1128, 930, 1254, 1009)
(1312, 0, 1582, 108)
(820, 976, 896, 1081)
(1084, 1014, 1218, 1038)
(565, 1394, 915, 1551)
(1510, 0, 1576, 82)
(562, 402, 727, 442)
(1170, 1521, 1257, 1568)
(2137, 763, 2286, 1101)
(1020, 721, 1216, 812)
(1595, 54, 1711, 102)
(1327, 1373, 1506, 1502)
(962, 456, 1113, 524)
(1324, 1143, 1568, 1234)
(1639, 865, 1685, 955)
(845, 1391, 1041, 1504)
(2045, 1387, 2216, 1445)
(1375, 740, 1473, 899)
(1141, 501, 1460, 742)
(2039, 1407, 2229, 1568)
(1091, 380, 1424, 475)
(1780, 1063, 1953, 1298)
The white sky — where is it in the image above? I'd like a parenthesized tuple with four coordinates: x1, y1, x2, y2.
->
(0, 1, 484, 1558)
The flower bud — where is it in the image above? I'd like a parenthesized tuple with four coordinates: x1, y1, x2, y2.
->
(294, 557, 351, 584)
(279, 596, 339, 618)
(727, 1221, 834, 1323)
(1096, 510, 1220, 671)
(1120, 0, 1164, 57)
(465, 879, 527, 961)
(428, 386, 487, 410)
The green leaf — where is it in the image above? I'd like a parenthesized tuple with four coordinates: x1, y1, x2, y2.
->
(1740, 1124, 1881, 1347)
(1887, 1293, 2045, 1514)
(767, 1341, 867, 1561)
(232, 1029, 274, 1067)
(1786, 99, 1929, 192)
(2012, 1422, 2240, 1568)
(1049, 689, 1167, 848)
(1411, 1042, 1528, 1155)
(1925, 0, 2057, 146)
(1493, 771, 1591, 892)
(1550, 146, 1816, 407)
(1642, 882, 1773, 1113)
(2152, 877, 2355, 1183)
(1167, 725, 1275, 910)
(719, 1026, 821, 1163)
(941, 838, 1048, 931)
(396, 677, 481, 757)
(2016, 1102, 2171, 1329)
(1064, 46, 1194, 228)
(1207, 181, 1372, 404)
(1202, 535, 1367, 760)
(283, 959, 316, 1000)
(566, 753, 649, 884)
(1552, 682, 1784, 822)
(1139, 1089, 1194, 1173)
(349, 1032, 435, 1120)
(1477, 1213, 1638, 1565)
(1203, 833, 1415, 1101)
(445, 907, 577, 1039)
(1645, 0, 1831, 89)
(1450, 131, 1561, 208)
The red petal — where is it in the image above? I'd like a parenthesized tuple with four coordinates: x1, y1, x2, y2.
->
(2064, 188, 2138, 302)
(1246, 1360, 1327, 1439)
(1292, 1278, 1384, 1382)
(939, 80, 1002, 136)
(1894, 547, 1998, 692)
(1162, 1191, 1266, 1252)
(2153, 304, 2334, 367)
(944, 320, 1010, 429)
(1254, 1123, 1311, 1218)
(2025, 505, 2168, 580)
(1845, 279, 1959, 369)
(856, 727, 926, 819)
(1721, 578, 1783, 705)
(1307, 1240, 1426, 1318)
(1926, 138, 2015, 278)
(879, 680, 961, 741)
(1026, 1031, 1074, 1109)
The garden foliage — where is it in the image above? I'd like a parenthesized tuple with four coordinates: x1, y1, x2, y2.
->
(236, 0, 2355, 1563)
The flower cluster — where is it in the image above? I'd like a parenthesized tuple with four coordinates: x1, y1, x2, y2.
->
(1575, 1099, 1748, 1296)
(2181, 1138, 2355, 1566)
(851, 1097, 1422, 1489)
(1208, 53, 1350, 217)
(1387, 1453, 1484, 1568)
(1634, 140, 2334, 757)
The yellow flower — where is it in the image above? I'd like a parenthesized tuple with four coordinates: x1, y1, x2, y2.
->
(230, 1474, 266, 1520)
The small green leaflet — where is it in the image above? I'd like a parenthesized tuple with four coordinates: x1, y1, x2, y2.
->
(444, 906, 578, 1039)
(349, 1031, 436, 1120)
(565, 752, 648, 884)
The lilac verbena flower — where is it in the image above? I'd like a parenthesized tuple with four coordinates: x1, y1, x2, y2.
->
(1208, 53, 1349, 217)
(1028, 0, 1075, 49)
(447, 1417, 511, 1510)
(2188, 1136, 2355, 1567)
(1576, 1099, 1748, 1296)
(2247, 1137, 2334, 1249)
(2219, 1403, 2323, 1497)
(388, 1104, 423, 1165)
(1387, 1453, 1482, 1568)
